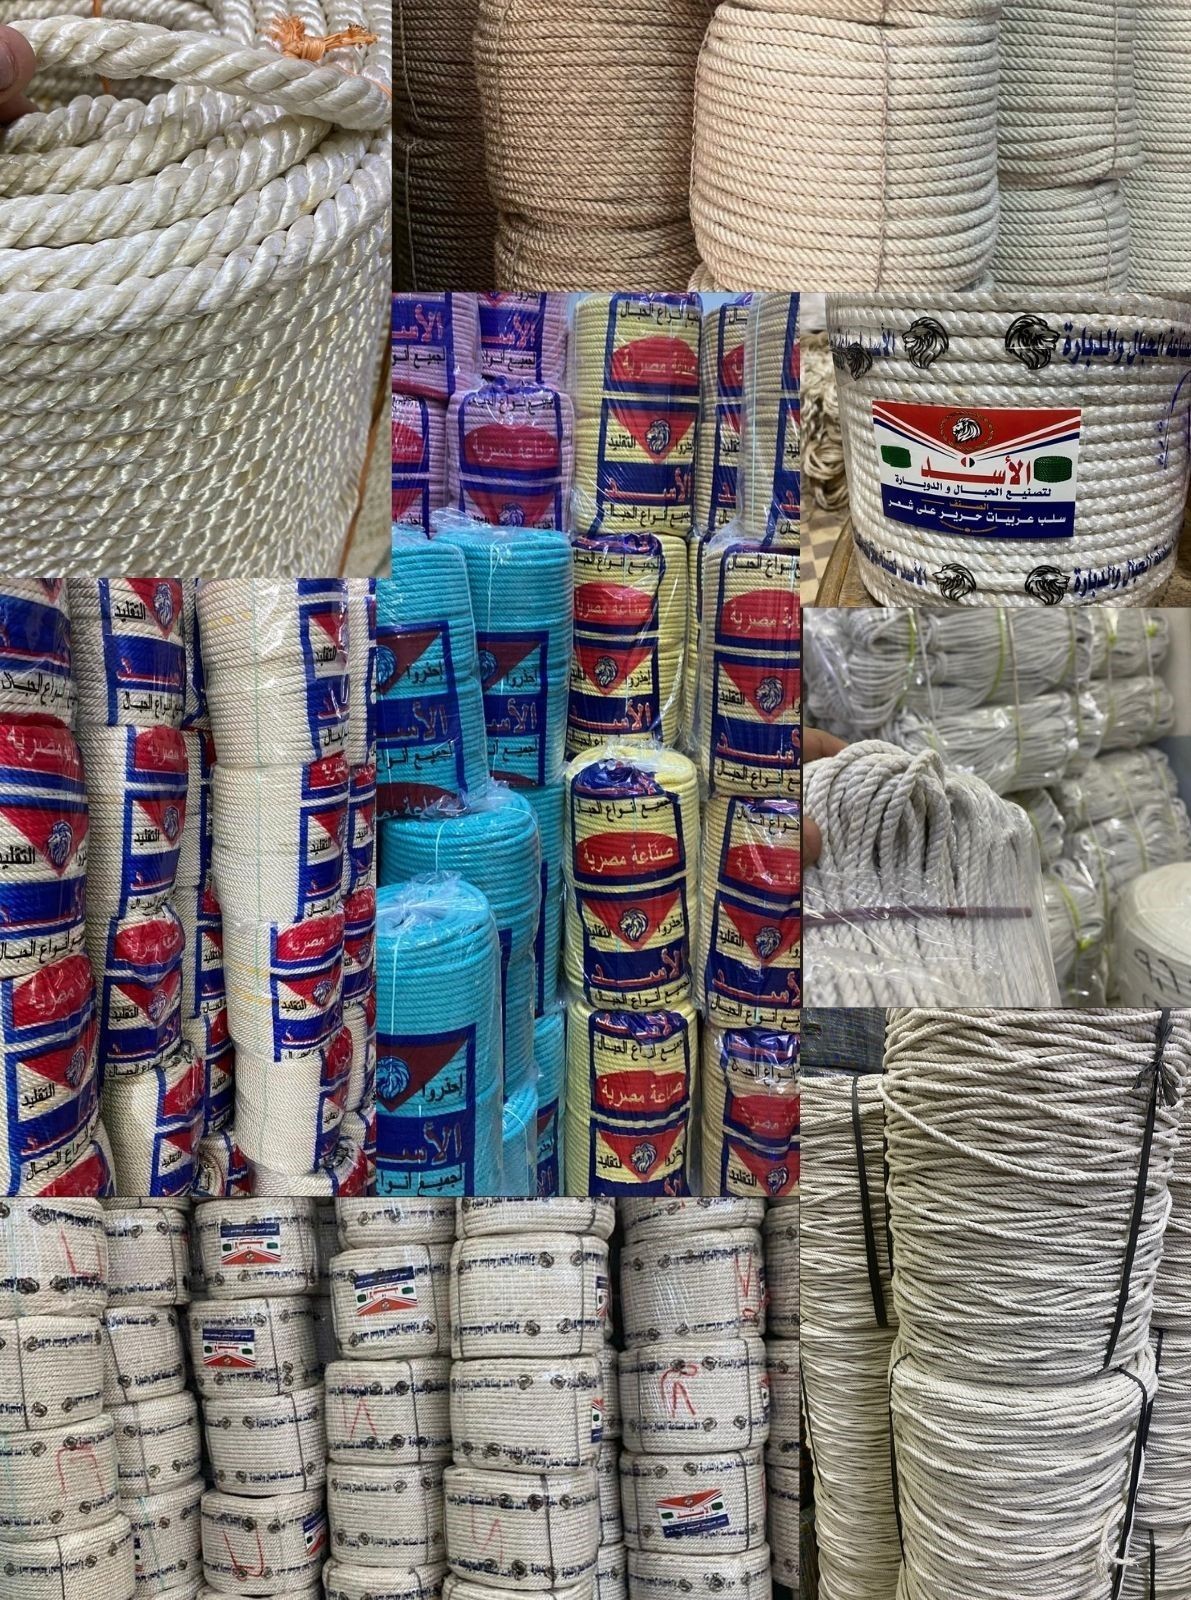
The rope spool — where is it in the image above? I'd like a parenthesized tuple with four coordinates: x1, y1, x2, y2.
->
(456, 1199, 616, 1240)
(199, 1486, 327, 1595)
(448, 1355, 602, 1472)
(620, 1229, 766, 1346)
(374, 877, 504, 1197)
(211, 755, 349, 925)
(343, 885, 376, 1008)
(567, 533, 689, 757)
(176, 730, 215, 891)
(882, 1007, 1191, 1382)
(345, 578, 376, 771)
(625, 1545, 772, 1598)
(328, 1563, 447, 1600)
(0, 1314, 102, 1430)
(194, 1201, 318, 1299)
(619, 1447, 765, 1554)
(692, 7, 999, 290)
(763, 1202, 797, 1338)
(993, 182, 1133, 293)
(767, 1347, 798, 1465)
(344, 762, 377, 895)
(803, 740, 1061, 1006)
(564, 743, 700, 1011)
(450, 1233, 610, 1359)
(377, 537, 489, 817)
(90, 904, 184, 1075)
(0, 1517, 135, 1600)
(443, 1465, 600, 1589)
(445, 383, 575, 531)
(186, 1296, 319, 1400)
(102, 1305, 185, 1406)
(101, 1039, 203, 1197)
(103, 1204, 189, 1306)
(1113, 864, 1191, 1006)
(221, 904, 344, 1062)
(828, 293, 1191, 605)
(79, 723, 187, 919)
(325, 1356, 450, 1464)
(596, 1438, 622, 1546)
(67, 579, 184, 729)
(738, 294, 801, 550)
(0, 1412, 119, 1537)
(337, 1199, 457, 1247)
(701, 1028, 799, 1201)
(203, 1385, 326, 1497)
(179, 578, 209, 734)
(694, 298, 752, 544)
(600, 1342, 621, 1441)
(1122, 1331, 1191, 1599)
(525, 786, 565, 1016)
(571, 294, 702, 541)
(329, 1244, 451, 1358)
(619, 1338, 769, 1455)
(0, 718, 88, 981)
(564, 1000, 697, 1197)
(393, 394, 449, 535)
(1067, 804, 1191, 909)
(461, 293, 569, 389)
(620, 1198, 766, 1242)
(328, 1461, 445, 1566)
(534, 1008, 566, 1195)
(493, 215, 699, 296)
(122, 1477, 202, 1594)
(433, 518, 572, 790)
(108, 1390, 200, 1494)
(0, 583, 74, 726)
(0, 1198, 107, 1315)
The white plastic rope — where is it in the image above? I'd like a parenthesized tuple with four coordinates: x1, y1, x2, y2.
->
(993, 181, 1133, 294)
(1044, 857, 1109, 1007)
(101, 1039, 203, 1198)
(108, 1389, 201, 1493)
(803, 740, 1060, 1006)
(66, 578, 185, 728)
(596, 1435, 622, 1548)
(1113, 864, 1191, 1006)
(882, 691, 1093, 797)
(0, 1518, 136, 1600)
(1122, 5, 1191, 294)
(327, 1460, 445, 1567)
(1153, 1106, 1191, 1332)
(443, 1465, 600, 1590)
(1091, 674, 1176, 751)
(448, 1355, 603, 1473)
(0, 1412, 120, 1537)
(203, 1384, 326, 1496)
(767, 1460, 797, 1590)
(600, 1341, 621, 1441)
(620, 1198, 765, 1243)
(329, 1244, 450, 1358)
(194, 1201, 319, 1298)
(186, 1296, 319, 1399)
(0, 1313, 102, 1431)
(328, 1562, 447, 1600)
(620, 1229, 766, 1346)
(619, 1338, 769, 1455)
(619, 1446, 765, 1555)
(597, 1544, 628, 1600)
(767, 1346, 797, 1465)
(0, 1199, 108, 1316)
(763, 1201, 798, 1340)
(625, 1546, 772, 1598)
(324, 1355, 451, 1464)
(457, 1199, 616, 1241)
(882, 1007, 1191, 1382)
(827, 293, 1191, 605)
(103, 1203, 190, 1304)
(121, 1477, 202, 1595)
(102, 1304, 186, 1406)
(199, 1485, 327, 1594)
(450, 1234, 610, 1360)
(1122, 1331, 1191, 1599)
(338, 1199, 457, 1246)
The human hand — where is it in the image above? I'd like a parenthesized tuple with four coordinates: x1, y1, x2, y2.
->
(803, 728, 847, 868)
(0, 26, 36, 123)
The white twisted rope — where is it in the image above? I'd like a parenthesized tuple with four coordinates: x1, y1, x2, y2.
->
(328, 1562, 446, 1599)
(619, 1198, 765, 1244)
(0, 1518, 135, 1600)
(1113, 864, 1191, 1008)
(338, 1199, 457, 1246)
(618, 1338, 770, 1456)
(0, 1199, 108, 1316)
(449, 1355, 602, 1473)
(767, 1459, 798, 1589)
(194, 1201, 319, 1298)
(457, 1199, 616, 1241)
(0, 1314, 103, 1430)
(202, 1383, 327, 1495)
(199, 1485, 327, 1594)
(327, 1460, 445, 1567)
(101, 1304, 187, 1405)
(993, 181, 1133, 294)
(1043, 858, 1109, 1007)
(1153, 1105, 1191, 1329)
(450, 1234, 610, 1360)
(108, 1389, 201, 1493)
(443, 1465, 600, 1590)
(763, 1200, 798, 1339)
(120, 1477, 202, 1595)
(619, 1228, 766, 1346)
(597, 1435, 622, 1548)
(767, 1344, 798, 1465)
(881, 691, 1091, 797)
(186, 1294, 319, 1398)
(619, 1446, 766, 1555)
(1122, 1331, 1191, 1599)
(600, 1342, 621, 1441)
(625, 1546, 773, 1597)
(328, 1243, 451, 1358)
(324, 1355, 451, 1463)
(102, 1203, 190, 1304)
(1053, 747, 1180, 831)
(0, 1412, 120, 1537)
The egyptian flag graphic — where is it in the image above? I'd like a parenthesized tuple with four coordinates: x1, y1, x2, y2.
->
(201, 1328, 257, 1369)
(657, 1488, 730, 1538)
(353, 1268, 418, 1316)
(219, 1220, 281, 1266)
(302, 1513, 327, 1559)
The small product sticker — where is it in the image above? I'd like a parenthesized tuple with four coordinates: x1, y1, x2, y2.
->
(202, 1327, 256, 1369)
(657, 1488, 730, 1539)
(218, 1219, 281, 1266)
(302, 1511, 327, 1558)
(596, 1273, 610, 1323)
(873, 400, 1082, 541)
(353, 1267, 418, 1316)
(591, 1398, 605, 1441)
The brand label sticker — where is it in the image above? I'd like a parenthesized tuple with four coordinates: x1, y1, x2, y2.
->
(657, 1488, 730, 1539)
(353, 1267, 417, 1316)
(219, 1219, 281, 1265)
(202, 1327, 256, 1369)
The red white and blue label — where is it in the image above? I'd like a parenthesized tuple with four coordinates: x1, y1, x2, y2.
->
(94, 579, 185, 724)
(267, 914, 343, 1055)
(592, 399, 698, 534)
(709, 653, 799, 790)
(2, 956, 97, 1194)
(705, 889, 801, 1023)
(108, 727, 188, 912)
(302, 1512, 327, 1559)
(375, 620, 469, 815)
(874, 400, 1082, 541)
(345, 765, 376, 893)
(456, 385, 568, 529)
(201, 1326, 256, 1369)
(568, 634, 662, 747)
(536, 1097, 559, 1195)
(0, 590, 73, 719)
(657, 1489, 730, 1539)
(353, 1266, 417, 1315)
(478, 627, 551, 787)
(219, 1218, 281, 1265)
(391, 293, 462, 399)
(719, 1081, 800, 1199)
(296, 583, 350, 756)
(591, 1397, 605, 1442)
(764, 296, 802, 543)
(478, 294, 551, 383)
(293, 755, 349, 917)
(375, 1023, 477, 1193)
(137, 1052, 202, 1196)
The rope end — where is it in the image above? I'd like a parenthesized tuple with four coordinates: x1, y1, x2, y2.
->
(268, 15, 379, 62)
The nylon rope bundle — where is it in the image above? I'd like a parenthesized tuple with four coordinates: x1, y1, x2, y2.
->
(618, 1338, 769, 1455)
(456, 1199, 617, 1239)
(324, 1355, 451, 1462)
(199, 1484, 327, 1593)
(0, 0, 390, 570)
(445, 380, 575, 530)
(108, 1389, 201, 1494)
(619, 1446, 765, 1555)
(620, 1227, 765, 1346)
(1121, 1332, 1191, 1599)
(448, 1355, 603, 1472)
(0, 1518, 136, 1600)
(1113, 864, 1191, 1006)
(450, 1232, 610, 1359)
(203, 1386, 326, 1496)
(1044, 857, 1110, 1007)
(804, 741, 1059, 1005)
(66, 578, 185, 730)
(186, 1294, 320, 1398)
(443, 1465, 600, 1589)
(0, 1313, 103, 1430)
(691, 3, 1000, 290)
(328, 1243, 451, 1358)
(701, 1026, 799, 1200)
(827, 293, 1191, 606)
(880, 691, 1092, 796)
(1123, 3, 1191, 293)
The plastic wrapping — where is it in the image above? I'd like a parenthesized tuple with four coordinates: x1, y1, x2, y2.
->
(100, 1037, 203, 1197)
(524, 785, 566, 1017)
(619, 1198, 767, 1243)
(1089, 673, 1176, 750)
(694, 297, 752, 542)
(882, 691, 1093, 797)
(571, 293, 703, 540)
(457, 293, 569, 388)
(67, 579, 185, 728)
(1112, 862, 1191, 1005)
(79, 723, 187, 919)
(0, 718, 88, 979)
(533, 1006, 566, 1196)
(393, 393, 448, 534)
(0, 582, 75, 726)
(392, 293, 477, 402)
(91, 904, 184, 1074)
(501, 1077, 537, 1197)
(446, 379, 576, 530)
(1090, 609, 1171, 677)
(1052, 746, 1180, 831)
(1067, 800, 1191, 906)
(455, 1198, 616, 1241)
(344, 579, 377, 770)
(620, 1228, 766, 1345)
(1043, 858, 1109, 1007)
(804, 740, 1061, 1006)
(701, 1027, 799, 1199)
(328, 1243, 451, 1358)
(738, 293, 801, 549)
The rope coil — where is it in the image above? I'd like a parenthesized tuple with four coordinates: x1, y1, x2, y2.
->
(1113, 863, 1191, 1007)
(443, 1465, 600, 1589)
(66, 579, 185, 730)
(0, 719, 88, 984)
(448, 1355, 603, 1472)
(619, 1446, 765, 1554)
(620, 1198, 767, 1243)
(766, 1348, 798, 1464)
(78, 723, 187, 921)
(101, 1305, 185, 1405)
(763, 1201, 798, 1340)
(450, 1233, 611, 1359)
(460, 293, 569, 389)
(121, 1476, 202, 1594)
(0, 1199, 108, 1315)
(194, 1201, 318, 1299)
(738, 294, 801, 550)
(202, 1384, 327, 1497)
(0, 1314, 103, 1431)
(1121, 1330, 1191, 1598)
(618, 1337, 770, 1455)
(625, 1546, 773, 1597)
(456, 1200, 617, 1240)
(324, 1355, 451, 1463)
(328, 1561, 447, 1600)
(0, 1517, 135, 1600)
(993, 181, 1133, 294)
(445, 382, 576, 531)
(701, 1026, 799, 1201)
(337, 1200, 458, 1247)
(620, 1229, 766, 1346)
(694, 298, 751, 545)
(108, 1389, 200, 1494)
(100, 1039, 203, 1197)
(597, 1436, 623, 1548)
(199, 1485, 327, 1594)
(186, 1295, 319, 1399)
(0, 1412, 120, 1537)
(327, 1460, 445, 1567)
(329, 1244, 451, 1359)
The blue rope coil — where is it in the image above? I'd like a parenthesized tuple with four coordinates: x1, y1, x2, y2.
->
(502, 1076, 538, 1199)
(533, 1006, 566, 1198)
(524, 783, 565, 1018)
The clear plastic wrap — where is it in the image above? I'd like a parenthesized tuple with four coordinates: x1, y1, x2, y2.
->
(1009, 787, 1067, 868)
(737, 292, 800, 549)
(67, 579, 185, 728)
(391, 293, 478, 402)
(1066, 800, 1191, 906)
(392, 393, 448, 534)
(456, 292, 569, 388)
(1088, 673, 1176, 750)
(881, 692, 1087, 796)
(0, 719, 88, 979)
(446, 378, 575, 530)
(1112, 862, 1191, 1005)
(0, 582, 75, 727)
(1052, 747, 1180, 831)
(701, 1025, 798, 1199)
(693, 296, 752, 541)
(1042, 858, 1109, 1007)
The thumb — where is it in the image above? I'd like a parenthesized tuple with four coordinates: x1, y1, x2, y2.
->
(0, 26, 37, 123)
(803, 814, 822, 870)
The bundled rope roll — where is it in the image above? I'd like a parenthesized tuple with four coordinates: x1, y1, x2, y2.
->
(828, 293, 1191, 605)
(692, 6, 999, 290)
(79, 723, 187, 919)
(108, 1389, 200, 1493)
(534, 1008, 566, 1194)
(456, 293, 569, 389)
(328, 1460, 444, 1566)
(103, 1204, 189, 1305)
(0, 1313, 102, 1430)
(445, 382, 575, 531)
(1122, 1331, 1191, 1598)
(882, 1007, 1191, 1382)
(701, 1027, 799, 1200)
(329, 1243, 450, 1358)
(448, 1355, 602, 1472)
(738, 295, 801, 550)
(525, 785, 565, 1016)
(880, 691, 1091, 797)
(694, 298, 752, 543)
(1113, 864, 1191, 1006)
(329, 1562, 448, 1599)
(456, 1199, 616, 1240)
(101, 1038, 203, 1197)
(1043, 858, 1109, 1006)
(232, 1026, 352, 1180)
(0, 1412, 119, 1536)
(0, 1518, 135, 1600)
(1054, 746, 1179, 829)
(187, 1295, 319, 1399)
(619, 1446, 765, 1554)
(993, 181, 1133, 293)
(620, 1229, 766, 1346)
(345, 760, 377, 891)
(450, 1233, 610, 1358)
(374, 877, 504, 1196)
(90, 904, 184, 1074)
(67, 580, 185, 729)
(394, 394, 449, 534)
(443, 1465, 600, 1589)
(762, 1200, 798, 1338)
(1122, 3, 1191, 294)
(766, 1462, 797, 1590)
(211, 754, 349, 924)
(0, 718, 88, 980)
(494, 214, 698, 295)
(220, 904, 344, 1063)
(121, 1477, 202, 1593)
(1090, 673, 1176, 750)
(194, 1202, 318, 1298)
(0, 582, 74, 726)
(0, 1198, 107, 1314)
(337, 1199, 457, 1246)
(391, 294, 478, 403)
(625, 1546, 772, 1598)
(803, 741, 1060, 1006)
(767, 1347, 798, 1464)
(619, 1338, 769, 1455)
(325, 1355, 451, 1463)
(203, 1385, 326, 1496)
(620, 1198, 767, 1243)
(102, 1305, 185, 1406)
(199, 1486, 327, 1594)
(344, 579, 376, 772)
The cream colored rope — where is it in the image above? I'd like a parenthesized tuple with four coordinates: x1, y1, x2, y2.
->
(618, 1337, 770, 1454)
(443, 1465, 601, 1589)
(449, 1355, 603, 1472)
(327, 1460, 446, 1566)
(620, 1228, 766, 1345)
(0, 1314, 103, 1430)
(202, 1384, 327, 1495)
(324, 1355, 451, 1463)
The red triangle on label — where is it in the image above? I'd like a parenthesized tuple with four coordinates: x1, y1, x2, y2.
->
(574, 640, 655, 695)
(392, 419, 429, 468)
(26, 1018, 96, 1091)
(0, 806, 87, 875)
(139, 796, 185, 845)
(609, 402, 696, 461)
(585, 886, 680, 948)
(391, 486, 425, 522)
(722, 901, 799, 965)
(721, 343, 746, 391)
(376, 626, 442, 692)
(719, 661, 799, 721)
(477, 633, 539, 690)
(125, 579, 181, 635)
(600, 1120, 684, 1180)
(12, 955, 93, 1031)
(375, 1035, 462, 1111)
(728, 1135, 798, 1196)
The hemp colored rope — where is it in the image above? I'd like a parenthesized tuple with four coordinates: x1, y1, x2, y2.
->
(994, 181, 1133, 293)
(199, 1485, 327, 1593)
(0, 1, 389, 571)
(194, 1201, 318, 1298)
(0, 1313, 102, 1431)
(828, 293, 1191, 606)
(443, 1464, 600, 1589)
(763, 1198, 798, 1339)
(620, 1228, 766, 1345)
(626, 1546, 772, 1597)
(328, 1243, 451, 1358)
(449, 1354, 602, 1472)
(1121, 1332, 1191, 1599)
(619, 1446, 765, 1555)
(186, 1294, 319, 1398)
(1114, 864, 1191, 1007)
(0, 1198, 108, 1315)
(882, 1007, 1191, 1383)
(456, 1198, 616, 1239)
(324, 1354, 451, 1463)
(121, 1476, 202, 1594)
(394, 117, 496, 296)
(108, 1389, 201, 1493)
(328, 1459, 445, 1566)
(692, 5, 1000, 291)
(450, 1232, 610, 1359)
(0, 1411, 120, 1536)
(0, 1519, 135, 1600)
(494, 213, 699, 294)
(101, 1304, 186, 1405)
(738, 293, 801, 549)
(701, 1026, 799, 1200)
(203, 1383, 326, 1495)
(619, 1337, 769, 1455)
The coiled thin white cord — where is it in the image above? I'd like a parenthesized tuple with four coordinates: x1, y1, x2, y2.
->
(619, 1446, 765, 1554)
(993, 181, 1133, 293)
(620, 1198, 766, 1244)
(1122, 1331, 1191, 1598)
(329, 1244, 451, 1358)
(626, 1546, 773, 1597)
(457, 1199, 616, 1241)
(120, 1477, 202, 1594)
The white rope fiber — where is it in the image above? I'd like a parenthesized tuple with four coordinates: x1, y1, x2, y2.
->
(619, 1446, 765, 1555)
(620, 1198, 766, 1244)
(327, 1562, 447, 1599)
(882, 1007, 1191, 1383)
(600, 1342, 621, 1441)
(1153, 1103, 1191, 1330)
(1043, 858, 1109, 1007)
(324, 1355, 451, 1464)
(0, 1314, 102, 1431)
(329, 1244, 451, 1358)
(327, 1460, 445, 1567)
(456, 1199, 616, 1241)
(120, 1476, 202, 1595)
(763, 1200, 798, 1339)
(0, 1518, 135, 1600)
(450, 1234, 610, 1360)
(1121, 1331, 1191, 1599)
(187, 1295, 319, 1398)
(803, 740, 1059, 1006)
(338, 1199, 457, 1246)
(199, 1485, 327, 1595)
(100, 1039, 204, 1197)
(103, 1203, 190, 1304)
(202, 1384, 327, 1496)
(597, 1435, 622, 1548)
(449, 1355, 603, 1473)
(195, 1201, 319, 1298)
(620, 1229, 765, 1346)
(618, 1338, 770, 1455)
(881, 692, 1089, 797)
(443, 1465, 600, 1590)
(1053, 747, 1179, 831)
(1113, 864, 1191, 1007)
(101, 1304, 186, 1405)
(1123, 5, 1191, 294)
(0, 1412, 120, 1537)
(0, 1199, 108, 1316)
(767, 1459, 797, 1590)
(767, 1345, 798, 1465)
(992, 181, 1133, 294)
(108, 1389, 201, 1493)
(625, 1546, 772, 1598)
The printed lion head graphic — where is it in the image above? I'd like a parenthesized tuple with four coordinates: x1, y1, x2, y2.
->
(845, 342, 872, 380)
(46, 819, 73, 868)
(66, 1045, 87, 1089)
(754, 925, 782, 960)
(951, 415, 982, 446)
(756, 677, 785, 715)
(630, 1141, 657, 1176)
(767, 1166, 789, 1196)
(375, 644, 397, 694)
(377, 1057, 410, 1101)
(645, 418, 672, 456)
(618, 908, 649, 945)
(1005, 315, 1060, 371)
(162, 805, 181, 841)
(478, 649, 497, 685)
(312, 977, 334, 1007)
(1024, 565, 1070, 606)
(934, 563, 977, 603)
(904, 317, 950, 370)
(594, 656, 620, 690)
(153, 582, 176, 629)
(499, 504, 526, 527)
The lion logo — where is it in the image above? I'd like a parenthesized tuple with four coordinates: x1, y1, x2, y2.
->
(645, 419, 671, 456)
(1024, 565, 1070, 606)
(478, 649, 498, 686)
(756, 677, 784, 714)
(630, 1142, 657, 1176)
(499, 504, 526, 527)
(951, 415, 981, 446)
(934, 563, 977, 603)
(755, 925, 782, 960)
(312, 978, 334, 1007)
(46, 819, 73, 869)
(66, 1046, 87, 1090)
(904, 317, 950, 370)
(618, 908, 648, 945)
(376, 1057, 410, 1103)
(845, 342, 872, 380)
(1005, 314, 1060, 371)
(767, 1166, 789, 1196)
(153, 582, 176, 629)
(162, 805, 181, 841)
(594, 656, 619, 690)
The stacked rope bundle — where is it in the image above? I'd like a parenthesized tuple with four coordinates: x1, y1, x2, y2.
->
(446, 378, 576, 530)
(395, 0, 496, 288)
(827, 293, 1191, 606)
(883, 1008, 1191, 1599)
(390, 294, 474, 533)
(691, 1, 1001, 290)
(473, 1, 703, 288)
(701, 1026, 799, 1201)
(0, 1199, 135, 1598)
(533, 1006, 566, 1195)
(446, 1200, 611, 1592)
(0, 0, 390, 572)
(693, 297, 752, 545)
(68, 579, 201, 1197)
(1123, 1, 1191, 292)
(190, 1199, 328, 1594)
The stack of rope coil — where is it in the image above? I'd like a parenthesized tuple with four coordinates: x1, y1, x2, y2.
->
(533, 1006, 566, 1195)
(390, 293, 474, 533)
(826, 293, 1191, 606)
(191, 1198, 328, 1591)
(763, 1196, 798, 1588)
(70, 579, 202, 1197)
(0, 2, 390, 571)
(445, 379, 575, 530)
(447, 1202, 610, 1592)
(199, 580, 358, 1192)
(693, 297, 752, 545)
(473, 0, 703, 288)
(1124, 1, 1191, 292)
(701, 1026, 798, 1201)
(691, 0, 1001, 290)
(0, 1199, 135, 1598)
(395, 0, 496, 288)
(393, 391, 448, 533)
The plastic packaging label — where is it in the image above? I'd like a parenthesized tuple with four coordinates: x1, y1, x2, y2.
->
(479, 628, 552, 786)
(375, 1023, 478, 1194)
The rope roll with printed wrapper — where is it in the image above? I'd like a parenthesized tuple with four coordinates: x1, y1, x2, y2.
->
(0, 3, 391, 570)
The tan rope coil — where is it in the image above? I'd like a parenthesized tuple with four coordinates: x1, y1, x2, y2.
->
(329, 1244, 451, 1358)
(103, 1204, 190, 1305)
(201, 1384, 326, 1497)
(0, 1413, 120, 1538)
(338, 1199, 457, 1246)
(597, 1436, 622, 1547)
(102, 1305, 186, 1406)
(993, 182, 1133, 293)
(0, 1199, 108, 1316)
(186, 1296, 319, 1399)
(0, 1315, 101, 1435)
(766, 1461, 798, 1588)
(449, 1355, 603, 1472)
(0, 1518, 135, 1600)
(328, 1562, 447, 1599)
(494, 215, 698, 294)
(194, 1201, 319, 1298)
(199, 1486, 327, 1594)
(619, 1446, 766, 1554)
(766, 1346, 798, 1464)
(121, 1476, 202, 1593)
(619, 1198, 766, 1242)
(443, 1465, 601, 1589)
(619, 1337, 769, 1455)
(762, 1201, 798, 1340)
(324, 1356, 451, 1463)
(457, 1200, 616, 1240)
(625, 1545, 772, 1597)
(327, 1460, 445, 1567)
(620, 1229, 766, 1346)
(450, 1234, 611, 1360)
(108, 1390, 201, 1493)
